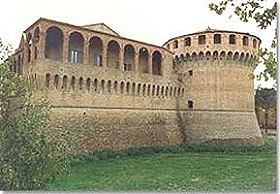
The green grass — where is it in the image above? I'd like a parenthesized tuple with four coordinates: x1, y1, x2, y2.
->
(46, 136, 277, 192)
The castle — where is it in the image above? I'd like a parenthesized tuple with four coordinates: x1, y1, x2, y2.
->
(13, 18, 263, 153)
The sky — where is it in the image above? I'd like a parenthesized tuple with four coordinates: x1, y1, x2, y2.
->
(0, 0, 276, 88)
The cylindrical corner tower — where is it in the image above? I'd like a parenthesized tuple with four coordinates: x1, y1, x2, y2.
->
(164, 28, 263, 146)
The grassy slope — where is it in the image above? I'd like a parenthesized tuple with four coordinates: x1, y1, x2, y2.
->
(47, 136, 277, 192)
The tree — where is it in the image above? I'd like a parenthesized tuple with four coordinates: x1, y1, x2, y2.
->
(255, 87, 277, 131)
(0, 38, 71, 190)
(209, 0, 277, 81)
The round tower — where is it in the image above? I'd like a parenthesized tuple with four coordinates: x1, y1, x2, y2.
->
(164, 28, 263, 145)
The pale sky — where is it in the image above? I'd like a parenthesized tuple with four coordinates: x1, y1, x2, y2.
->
(0, 0, 276, 88)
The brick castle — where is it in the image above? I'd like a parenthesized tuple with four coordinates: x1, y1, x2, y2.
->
(13, 18, 263, 153)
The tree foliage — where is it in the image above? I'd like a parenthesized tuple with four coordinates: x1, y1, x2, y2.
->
(0, 39, 71, 190)
(209, 0, 277, 81)
(255, 87, 277, 127)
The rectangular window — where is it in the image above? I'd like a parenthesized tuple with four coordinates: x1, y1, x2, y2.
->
(188, 101, 193, 109)
(198, 35, 206, 44)
(229, 34, 236, 44)
(124, 63, 132, 71)
(185, 37, 191, 46)
(214, 34, 221, 44)
(243, 36, 249, 46)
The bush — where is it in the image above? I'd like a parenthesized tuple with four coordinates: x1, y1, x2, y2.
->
(0, 59, 71, 190)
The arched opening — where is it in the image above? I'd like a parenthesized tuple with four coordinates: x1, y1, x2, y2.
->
(245, 53, 250, 62)
(45, 26, 63, 61)
(108, 80, 112, 93)
(169, 87, 173, 97)
(54, 74, 59, 89)
(147, 84, 151, 96)
(126, 82, 130, 94)
(71, 76, 75, 90)
(132, 82, 136, 95)
(33, 27, 40, 60)
(62, 75, 68, 90)
(227, 51, 233, 60)
(253, 39, 257, 48)
(124, 44, 135, 71)
(180, 54, 185, 62)
(107, 40, 120, 69)
(93, 78, 98, 92)
(79, 77, 84, 91)
(69, 32, 84, 63)
(114, 81, 118, 93)
(213, 51, 218, 60)
(137, 83, 141, 95)
(243, 36, 249, 46)
(173, 87, 177, 97)
(239, 52, 245, 62)
(161, 86, 164, 97)
(165, 86, 169, 97)
(101, 80, 105, 93)
(86, 78, 91, 91)
(139, 47, 149, 73)
(27, 33, 32, 62)
(89, 36, 103, 66)
(45, 73, 51, 88)
(198, 52, 204, 60)
(220, 51, 226, 60)
(156, 85, 160, 96)
(120, 81, 124, 94)
(142, 84, 146, 96)
(152, 85, 156, 96)
(152, 51, 162, 75)
(186, 53, 191, 61)
(233, 52, 239, 60)
(191, 52, 197, 61)
(206, 51, 211, 60)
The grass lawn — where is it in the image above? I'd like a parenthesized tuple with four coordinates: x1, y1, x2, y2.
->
(46, 136, 277, 192)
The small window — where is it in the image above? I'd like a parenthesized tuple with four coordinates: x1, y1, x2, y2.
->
(214, 34, 221, 44)
(229, 34, 236, 44)
(185, 37, 191, 46)
(124, 63, 132, 71)
(198, 35, 206, 45)
(243, 36, 249, 46)
(173, 40, 178, 49)
(188, 70, 193, 76)
(188, 101, 193, 109)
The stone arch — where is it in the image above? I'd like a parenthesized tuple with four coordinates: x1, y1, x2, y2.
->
(152, 50, 162, 75)
(213, 51, 218, 60)
(206, 51, 211, 60)
(169, 87, 173, 97)
(62, 75, 68, 90)
(139, 47, 149, 73)
(124, 44, 135, 71)
(69, 32, 84, 63)
(142, 84, 146, 96)
(233, 52, 239, 60)
(177, 88, 181, 96)
(227, 51, 233, 60)
(181, 88, 185, 96)
(245, 53, 250, 62)
(89, 36, 103, 66)
(33, 27, 40, 59)
(165, 86, 169, 97)
(120, 81, 125, 94)
(137, 83, 141, 95)
(107, 80, 112, 93)
(101, 79, 105, 93)
(93, 78, 98, 92)
(161, 86, 164, 97)
(114, 81, 118, 93)
(107, 40, 120, 69)
(147, 84, 151, 96)
(180, 54, 185, 62)
(126, 82, 130, 94)
(86, 78, 91, 92)
(79, 77, 84, 91)
(156, 85, 160, 96)
(173, 87, 177, 97)
(198, 51, 204, 60)
(186, 53, 191, 61)
(220, 51, 226, 60)
(54, 74, 59, 89)
(45, 73, 51, 88)
(71, 76, 76, 90)
(191, 52, 197, 61)
(152, 85, 156, 96)
(132, 82, 136, 95)
(45, 26, 63, 61)
(239, 52, 245, 62)
(27, 32, 32, 62)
